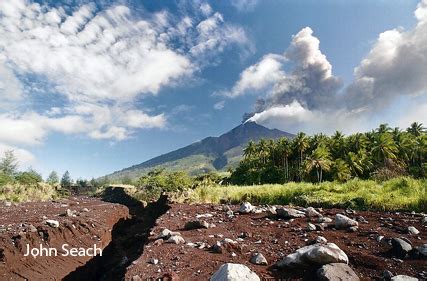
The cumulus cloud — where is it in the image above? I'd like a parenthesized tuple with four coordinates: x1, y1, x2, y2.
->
(346, 0, 427, 110)
(230, 1, 427, 134)
(0, 0, 248, 150)
(213, 100, 225, 110)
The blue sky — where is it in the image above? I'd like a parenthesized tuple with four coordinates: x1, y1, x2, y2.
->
(0, 0, 426, 179)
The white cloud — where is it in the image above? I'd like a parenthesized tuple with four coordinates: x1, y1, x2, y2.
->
(347, 0, 427, 110)
(214, 100, 225, 110)
(223, 54, 285, 97)
(231, 0, 259, 12)
(0, 0, 248, 149)
(0, 142, 35, 169)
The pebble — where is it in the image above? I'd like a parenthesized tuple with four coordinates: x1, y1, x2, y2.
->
(45, 219, 59, 228)
(250, 253, 268, 265)
(407, 226, 419, 235)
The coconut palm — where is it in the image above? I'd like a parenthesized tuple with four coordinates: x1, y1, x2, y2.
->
(304, 145, 332, 183)
(371, 133, 398, 165)
(407, 122, 425, 137)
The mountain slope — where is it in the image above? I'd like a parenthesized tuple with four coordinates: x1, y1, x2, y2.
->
(105, 122, 294, 179)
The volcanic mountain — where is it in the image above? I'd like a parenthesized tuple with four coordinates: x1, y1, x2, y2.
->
(104, 121, 294, 180)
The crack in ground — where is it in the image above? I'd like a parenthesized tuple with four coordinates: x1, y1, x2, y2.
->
(64, 187, 170, 281)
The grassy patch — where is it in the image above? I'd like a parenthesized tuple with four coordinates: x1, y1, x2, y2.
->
(0, 183, 61, 202)
(185, 177, 427, 212)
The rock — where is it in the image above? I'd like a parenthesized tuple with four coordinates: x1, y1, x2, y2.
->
(81, 208, 89, 212)
(27, 224, 38, 233)
(349, 226, 358, 232)
(149, 258, 159, 265)
(407, 226, 420, 235)
(166, 235, 185, 244)
(316, 236, 328, 244)
(390, 275, 418, 281)
(4, 201, 12, 207)
(307, 223, 317, 231)
(45, 219, 59, 228)
(357, 216, 368, 224)
(416, 244, 427, 257)
(132, 275, 142, 281)
(239, 202, 253, 214)
(391, 238, 412, 258)
(276, 208, 306, 219)
(250, 253, 268, 265)
(62, 209, 75, 217)
(275, 243, 348, 269)
(318, 217, 333, 223)
(383, 270, 394, 280)
(157, 229, 172, 239)
(376, 235, 384, 242)
(184, 220, 210, 230)
(317, 263, 359, 281)
(422, 216, 427, 225)
(306, 207, 322, 217)
(316, 224, 325, 231)
(210, 263, 260, 281)
(335, 214, 358, 229)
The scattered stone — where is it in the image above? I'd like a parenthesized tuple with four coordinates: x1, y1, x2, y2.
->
(184, 220, 210, 230)
(166, 235, 185, 244)
(407, 226, 420, 235)
(357, 216, 368, 224)
(318, 217, 333, 223)
(45, 219, 59, 228)
(416, 244, 427, 258)
(349, 226, 358, 232)
(27, 224, 37, 233)
(316, 263, 359, 281)
(307, 223, 317, 231)
(315, 224, 325, 231)
(391, 238, 412, 258)
(335, 214, 358, 229)
(316, 236, 328, 244)
(276, 208, 306, 219)
(239, 202, 253, 214)
(210, 263, 260, 281)
(306, 207, 322, 217)
(376, 235, 384, 242)
(275, 243, 348, 269)
(250, 253, 268, 265)
(157, 229, 172, 239)
(383, 270, 394, 280)
(61, 209, 75, 217)
(149, 258, 159, 265)
(390, 275, 418, 281)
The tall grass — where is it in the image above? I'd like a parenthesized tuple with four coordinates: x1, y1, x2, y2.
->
(0, 183, 60, 202)
(187, 177, 426, 212)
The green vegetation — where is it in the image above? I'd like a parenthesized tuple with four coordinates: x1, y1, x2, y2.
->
(186, 177, 426, 212)
(0, 150, 59, 202)
(231, 122, 426, 184)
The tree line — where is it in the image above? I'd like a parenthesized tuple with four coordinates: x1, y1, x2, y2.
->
(230, 122, 426, 185)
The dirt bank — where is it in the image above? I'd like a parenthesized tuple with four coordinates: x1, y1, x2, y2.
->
(125, 203, 426, 280)
(0, 196, 129, 280)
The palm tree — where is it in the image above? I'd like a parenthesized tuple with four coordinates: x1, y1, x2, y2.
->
(293, 132, 309, 180)
(371, 133, 398, 165)
(407, 122, 425, 137)
(331, 131, 346, 159)
(243, 140, 256, 159)
(377, 123, 392, 134)
(277, 137, 292, 180)
(304, 145, 332, 183)
(332, 159, 352, 182)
